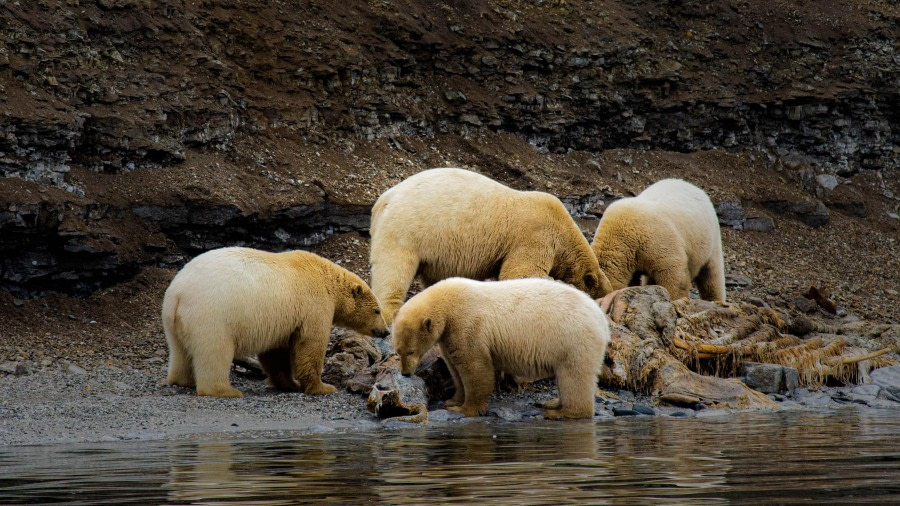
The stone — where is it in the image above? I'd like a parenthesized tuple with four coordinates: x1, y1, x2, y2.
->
(716, 200, 746, 228)
(67, 363, 88, 375)
(742, 362, 784, 394)
(0, 361, 19, 375)
(612, 408, 641, 417)
(632, 403, 655, 415)
(669, 411, 690, 417)
(746, 296, 769, 308)
(428, 409, 465, 422)
(792, 296, 817, 313)
(489, 406, 522, 422)
(743, 216, 775, 232)
(871, 366, 900, 403)
(782, 367, 800, 394)
(815, 174, 839, 192)
(849, 384, 881, 402)
(725, 274, 753, 288)
(763, 199, 830, 228)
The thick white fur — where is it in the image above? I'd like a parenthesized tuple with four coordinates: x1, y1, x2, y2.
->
(392, 277, 610, 419)
(370, 168, 611, 324)
(162, 247, 388, 397)
(591, 178, 726, 302)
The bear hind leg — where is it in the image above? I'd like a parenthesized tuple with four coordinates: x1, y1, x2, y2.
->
(166, 337, 195, 388)
(258, 348, 301, 391)
(544, 369, 595, 420)
(696, 256, 726, 303)
(193, 336, 242, 398)
(291, 325, 337, 395)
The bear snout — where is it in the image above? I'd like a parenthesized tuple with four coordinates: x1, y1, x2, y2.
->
(372, 327, 390, 338)
(400, 371, 411, 377)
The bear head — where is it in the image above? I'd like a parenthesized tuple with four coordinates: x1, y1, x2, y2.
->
(393, 306, 445, 376)
(339, 283, 390, 339)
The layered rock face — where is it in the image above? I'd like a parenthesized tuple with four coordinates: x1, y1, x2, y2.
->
(1, 1, 897, 296)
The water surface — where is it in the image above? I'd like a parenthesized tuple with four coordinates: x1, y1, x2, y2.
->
(2, 410, 899, 504)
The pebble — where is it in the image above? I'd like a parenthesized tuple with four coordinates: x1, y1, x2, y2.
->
(67, 364, 88, 375)
(489, 406, 523, 422)
(612, 408, 640, 417)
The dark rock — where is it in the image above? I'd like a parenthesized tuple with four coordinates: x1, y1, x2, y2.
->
(871, 366, 900, 403)
(429, 409, 465, 422)
(742, 362, 798, 394)
(763, 199, 830, 228)
(725, 274, 754, 289)
(747, 296, 769, 308)
(783, 367, 800, 395)
(716, 200, 746, 228)
(743, 216, 775, 232)
(612, 408, 641, 417)
(669, 411, 690, 417)
(632, 403, 655, 415)
(792, 296, 818, 313)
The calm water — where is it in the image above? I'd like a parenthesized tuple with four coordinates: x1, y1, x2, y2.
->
(1, 410, 899, 504)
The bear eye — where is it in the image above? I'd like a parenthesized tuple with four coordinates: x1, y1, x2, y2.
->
(374, 309, 381, 315)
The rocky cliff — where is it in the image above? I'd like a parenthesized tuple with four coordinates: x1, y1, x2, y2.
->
(1, 0, 898, 303)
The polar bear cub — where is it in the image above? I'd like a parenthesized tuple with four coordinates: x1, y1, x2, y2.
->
(162, 247, 389, 397)
(392, 277, 610, 419)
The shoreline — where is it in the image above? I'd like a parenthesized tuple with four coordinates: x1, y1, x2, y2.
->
(1, 361, 894, 447)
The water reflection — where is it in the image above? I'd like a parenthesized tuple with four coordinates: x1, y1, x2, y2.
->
(1, 410, 899, 504)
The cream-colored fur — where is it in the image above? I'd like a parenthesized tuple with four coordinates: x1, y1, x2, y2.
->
(591, 178, 726, 302)
(162, 247, 389, 398)
(392, 277, 610, 419)
(370, 168, 612, 324)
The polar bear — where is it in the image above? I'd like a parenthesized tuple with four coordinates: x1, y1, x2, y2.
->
(591, 178, 726, 302)
(370, 168, 612, 324)
(392, 277, 610, 419)
(161, 247, 389, 397)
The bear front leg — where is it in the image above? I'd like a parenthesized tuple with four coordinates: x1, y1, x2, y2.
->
(498, 247, 552, 281)
(543, 370, 596, 420)
(649, 262, 692, 301)
(370, 249, 419, 325)
(258, 348, 301, 391)
(442, 352, 465, 408)
(445, 353, 494, 417)
(290, 324, 337, 395)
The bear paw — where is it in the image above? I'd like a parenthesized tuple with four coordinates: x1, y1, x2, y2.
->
(304, 382, 338, 395)
(446, 405, 485, 417)
(197, 385, 243, 398)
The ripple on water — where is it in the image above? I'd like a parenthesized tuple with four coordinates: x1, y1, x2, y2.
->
(1, 410, 899, 504)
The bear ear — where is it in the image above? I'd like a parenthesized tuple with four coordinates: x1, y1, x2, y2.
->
(422, 318, 432, 333)
(583, 273, 597, 290)
(352, 284, 363, 298)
